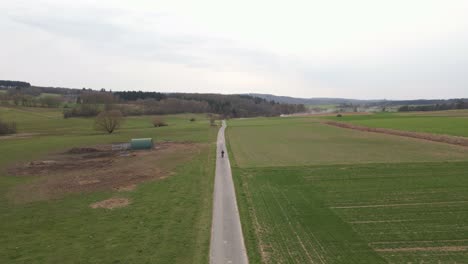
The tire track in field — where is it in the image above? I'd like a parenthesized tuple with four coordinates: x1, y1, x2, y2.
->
(278, 189, 325, 264)
(264, 182, 301, 263)
(331, 200, 468, 209)
(375, 246, 468, 252)
(243, 172, 274, 263)
(267, 183, 326, 264)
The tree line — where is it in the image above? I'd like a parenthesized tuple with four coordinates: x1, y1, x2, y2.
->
(0, 89, 62, 108)
(167, 93, 306, 117)
(0, 81, 307, 117)
(114, 91, 167, 101)
(0, 80, 31, 88)
(398, 100, 468, 112)
(62, 91, 306, 118)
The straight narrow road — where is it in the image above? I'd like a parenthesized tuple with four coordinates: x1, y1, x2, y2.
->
(210, 121, 249, 264)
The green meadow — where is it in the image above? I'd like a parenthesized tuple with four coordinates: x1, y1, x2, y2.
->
(227, 113, 468, 263)
(323, 112, 468, 137)
(227, 117, 468, 167)
(0, 107, 217, 263)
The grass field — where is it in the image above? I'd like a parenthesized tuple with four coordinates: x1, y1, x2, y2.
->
(323, 112, 468, 137)
(0, 107, 217, 263)
(227, 115, 468, 263)
(39, 92, 62, 98)
(228, 117, 468, 167)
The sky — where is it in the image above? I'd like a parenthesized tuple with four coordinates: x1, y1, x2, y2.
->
(1, 0, 467, 99)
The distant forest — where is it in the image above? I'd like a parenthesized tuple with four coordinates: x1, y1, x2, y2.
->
(3, 79, 467, 116)
(0, 80, 306, 118)
(0, 80, 31, 88)
(114, 91, 166, 101)
(113, 91, 305, 117)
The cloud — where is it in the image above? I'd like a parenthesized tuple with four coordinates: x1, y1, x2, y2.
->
(1, 0, 468, 99)
(7, 6, 288, 73)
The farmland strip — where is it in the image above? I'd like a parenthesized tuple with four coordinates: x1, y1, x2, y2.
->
(323, 121, 468, 147)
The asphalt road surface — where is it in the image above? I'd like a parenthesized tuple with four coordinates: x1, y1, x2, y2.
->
(210, 121, 249, 264)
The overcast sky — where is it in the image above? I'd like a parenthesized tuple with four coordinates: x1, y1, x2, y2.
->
(1, 0, 467, 99)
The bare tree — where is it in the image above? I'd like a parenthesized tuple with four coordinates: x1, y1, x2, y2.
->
(80, 91, 117, 105)
(94, 110, 124, 134)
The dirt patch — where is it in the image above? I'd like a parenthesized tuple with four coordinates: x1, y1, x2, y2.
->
(8, 142, 203, 203)
(67, 147, 100, 154)
(78, 179, 101, 185)
(375, 246, 468, 252)
(90, 197, 130, 209)
(11, 153, 115, 176)
(323, 121, 468, 147)
(114, 184, 137, 192)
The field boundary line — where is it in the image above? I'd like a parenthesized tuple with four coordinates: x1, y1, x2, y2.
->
(374, 246, 468, 252)
(4, 107, 60, 119)
(331, 200, 468, 209)
(370, 239, 468, 245)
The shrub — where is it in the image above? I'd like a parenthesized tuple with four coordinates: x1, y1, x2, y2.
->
(64, 104, 100, 118)
(0, 119, 17, 135)
(210, 117, 216, 126)
(152, 117, 168, 127)
(94, 110, 124, 134)
(336, 114, 342, 117)
(39, 95, 62, 108)
(190, 118, 196, 122)
(116, 104, 144, 116)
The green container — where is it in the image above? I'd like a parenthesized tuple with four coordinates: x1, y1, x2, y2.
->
(130, 138, 154, 150)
